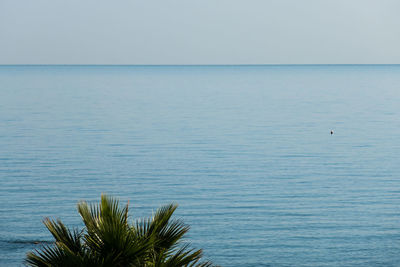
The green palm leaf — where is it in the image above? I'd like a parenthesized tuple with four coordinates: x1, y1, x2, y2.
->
(26, 194, 216, 267)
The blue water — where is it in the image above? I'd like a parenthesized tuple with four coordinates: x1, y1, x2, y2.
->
(1, 65, 400, 266)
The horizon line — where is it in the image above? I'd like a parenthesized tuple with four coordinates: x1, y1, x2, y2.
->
(1, 63, 400, 67)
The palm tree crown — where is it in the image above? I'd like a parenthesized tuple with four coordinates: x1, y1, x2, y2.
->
(26, 194, 214, 267)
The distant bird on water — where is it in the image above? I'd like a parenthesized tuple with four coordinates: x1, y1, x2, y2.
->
(330, 130, 334, 135)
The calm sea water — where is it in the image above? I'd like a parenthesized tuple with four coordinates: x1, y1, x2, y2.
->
(1, 65, 400, 266)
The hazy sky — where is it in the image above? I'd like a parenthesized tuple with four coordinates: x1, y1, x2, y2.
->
(1, 0, 399, 64)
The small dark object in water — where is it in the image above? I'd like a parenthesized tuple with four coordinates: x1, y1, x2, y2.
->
(330, 130, 334, 135)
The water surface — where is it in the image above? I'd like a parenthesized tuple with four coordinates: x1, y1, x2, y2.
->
(1, 65, 400, 266)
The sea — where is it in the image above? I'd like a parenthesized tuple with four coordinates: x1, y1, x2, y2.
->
(0, 65, 400, 266)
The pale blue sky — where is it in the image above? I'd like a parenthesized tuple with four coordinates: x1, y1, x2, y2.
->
(1, 0, 399, 64)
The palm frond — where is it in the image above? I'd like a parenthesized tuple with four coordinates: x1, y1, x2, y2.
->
(26, 194, 216, 267)
(26, 244, 68, 267)
(143, 204, 190, 251)
(78, 194, 153, 266)
(43, 218, 82, 254)
(151, 244, 205, 267)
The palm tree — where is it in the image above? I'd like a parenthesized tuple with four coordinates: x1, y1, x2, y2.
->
(26, 194, 214, 267)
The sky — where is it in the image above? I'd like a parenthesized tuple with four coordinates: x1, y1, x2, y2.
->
(1, 0, 399, 65)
